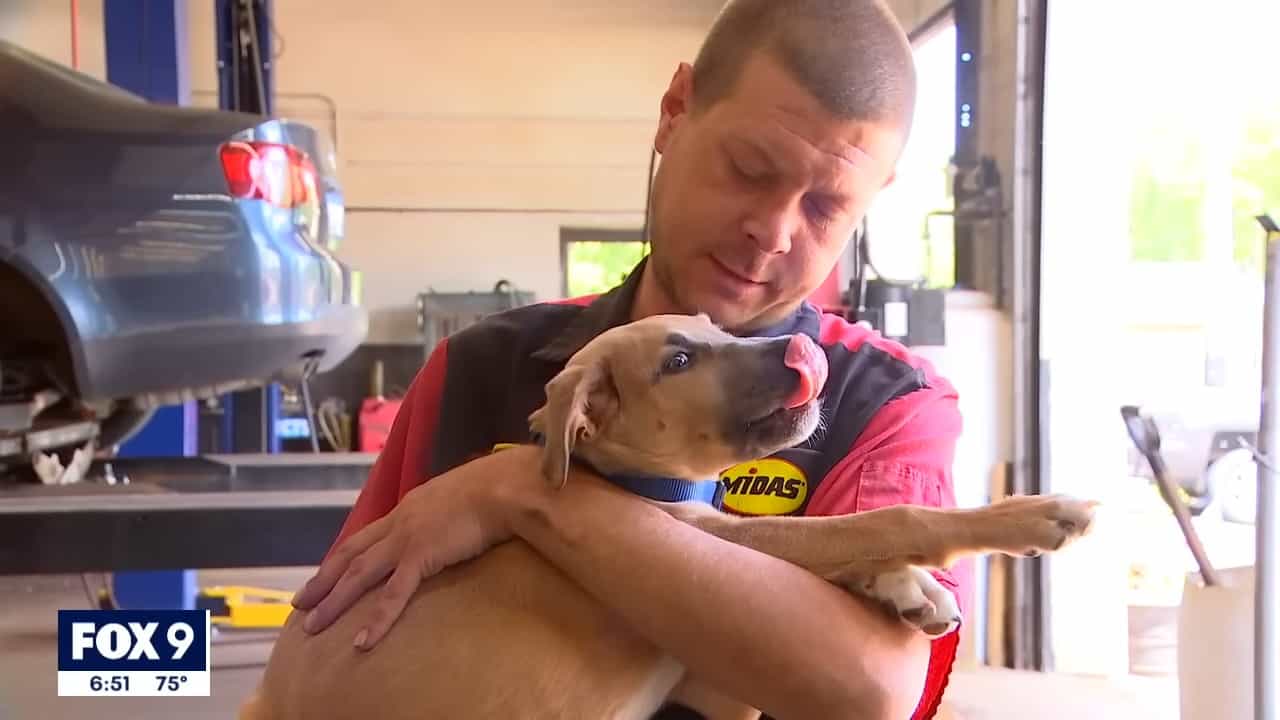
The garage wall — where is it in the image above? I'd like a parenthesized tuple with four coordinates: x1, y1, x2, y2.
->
(181, 1, 723, 342)
(5, 1, 721, 344)
(973, 3, 1019, 311)
(884, 0, 952, 37)
(0, 0, 107, 78)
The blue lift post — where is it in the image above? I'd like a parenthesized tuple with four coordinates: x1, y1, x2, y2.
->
(102, 0, 199, 610)
(215, 0, 282, 456)
(100, 0, 283, 609)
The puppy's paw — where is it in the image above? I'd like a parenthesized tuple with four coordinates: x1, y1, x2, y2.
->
(860, 567, 961, 637)
(987, 494, 1100, 557)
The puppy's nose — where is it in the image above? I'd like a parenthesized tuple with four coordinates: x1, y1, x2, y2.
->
(782, 333, 828, 408)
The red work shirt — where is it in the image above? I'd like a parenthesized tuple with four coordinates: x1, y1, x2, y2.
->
(332, 262, 969, 720)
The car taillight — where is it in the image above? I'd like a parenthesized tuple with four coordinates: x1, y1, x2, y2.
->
(219, 141, 318, 209)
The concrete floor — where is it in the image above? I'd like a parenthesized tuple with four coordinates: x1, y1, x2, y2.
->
(1, 570, 1179, 720)
(939, 666, 1178, 719)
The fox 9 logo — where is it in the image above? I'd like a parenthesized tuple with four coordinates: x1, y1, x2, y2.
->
(57, 609, 210, 696)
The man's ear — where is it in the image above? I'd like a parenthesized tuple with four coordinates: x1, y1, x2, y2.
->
(655, 62, 694, 154)
(527, 359, 619, 489)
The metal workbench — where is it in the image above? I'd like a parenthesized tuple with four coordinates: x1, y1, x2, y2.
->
(0, 453, 372, 575)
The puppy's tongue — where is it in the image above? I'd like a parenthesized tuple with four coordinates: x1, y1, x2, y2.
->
(783, 334, 828, 409)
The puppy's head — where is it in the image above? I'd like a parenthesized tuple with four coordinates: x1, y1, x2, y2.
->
(528, 313, 828, 487)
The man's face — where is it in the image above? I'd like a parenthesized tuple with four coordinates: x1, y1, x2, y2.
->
(645, 51, 906, 332)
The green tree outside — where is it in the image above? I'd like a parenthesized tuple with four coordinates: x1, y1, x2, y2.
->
(1129, 97, 1279, 269)
(565, 240, 648, 297)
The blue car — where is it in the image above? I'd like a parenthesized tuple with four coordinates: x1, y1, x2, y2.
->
(0, 39, 367, 466)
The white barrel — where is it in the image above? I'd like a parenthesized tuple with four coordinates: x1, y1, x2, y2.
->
(1177, 564, 1255, 720)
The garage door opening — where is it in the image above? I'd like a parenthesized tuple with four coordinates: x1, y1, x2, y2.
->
(1039, 0, 1280, 682)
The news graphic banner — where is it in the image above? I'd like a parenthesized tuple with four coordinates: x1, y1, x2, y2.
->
(57, 610, 211, 697)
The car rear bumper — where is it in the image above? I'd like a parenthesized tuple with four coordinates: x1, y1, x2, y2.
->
(79, 302, 368, 405)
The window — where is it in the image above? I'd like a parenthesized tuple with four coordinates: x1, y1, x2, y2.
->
(560, 228, 647, 298)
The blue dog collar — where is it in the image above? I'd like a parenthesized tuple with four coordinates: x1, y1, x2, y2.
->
(599, 473, 725, 509)
(528, 433, 723, 509)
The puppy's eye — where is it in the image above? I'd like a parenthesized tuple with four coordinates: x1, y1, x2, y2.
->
(662, 351, 693, 374)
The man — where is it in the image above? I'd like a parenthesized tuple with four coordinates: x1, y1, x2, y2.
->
(291, 1, 971, 717)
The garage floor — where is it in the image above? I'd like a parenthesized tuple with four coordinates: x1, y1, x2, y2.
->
(1, 571, 1179, 720)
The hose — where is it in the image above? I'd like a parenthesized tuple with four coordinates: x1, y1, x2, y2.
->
(316, 398, 351, 452)
(299, 372, 320, 453)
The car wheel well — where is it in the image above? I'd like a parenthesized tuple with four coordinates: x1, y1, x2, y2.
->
(0, 261, 80, 398)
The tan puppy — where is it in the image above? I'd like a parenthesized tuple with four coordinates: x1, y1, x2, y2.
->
(241, 313, 1096, 720)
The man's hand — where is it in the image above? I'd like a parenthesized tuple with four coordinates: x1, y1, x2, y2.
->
(290, 447, 535, 649)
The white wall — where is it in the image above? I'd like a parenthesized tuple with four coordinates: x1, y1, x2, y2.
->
(188, 0, 724, 342)
(1, 0, 107, 78)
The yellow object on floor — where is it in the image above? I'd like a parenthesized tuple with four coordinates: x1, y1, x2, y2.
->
(196, 585, 295, 628)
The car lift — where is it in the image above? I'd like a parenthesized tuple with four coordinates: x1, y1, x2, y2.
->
(0, 0, 355, 630)
(0, 453, 369, 615)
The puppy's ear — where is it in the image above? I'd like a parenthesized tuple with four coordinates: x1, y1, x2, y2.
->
(527, 359, 619, 488)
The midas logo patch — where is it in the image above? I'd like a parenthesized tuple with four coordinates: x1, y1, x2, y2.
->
(720, 457, 807, 516)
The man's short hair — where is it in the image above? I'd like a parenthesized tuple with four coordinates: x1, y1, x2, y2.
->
(691, 0, 917, 132)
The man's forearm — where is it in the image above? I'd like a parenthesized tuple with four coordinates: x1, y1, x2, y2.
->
(497, 461, 933, 719)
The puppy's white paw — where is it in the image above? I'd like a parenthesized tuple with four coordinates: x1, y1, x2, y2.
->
(863, 567, 961, 637)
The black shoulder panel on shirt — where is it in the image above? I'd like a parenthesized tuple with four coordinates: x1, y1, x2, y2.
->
(786, 340, 930, 512)
(429, 302, 585, 477)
